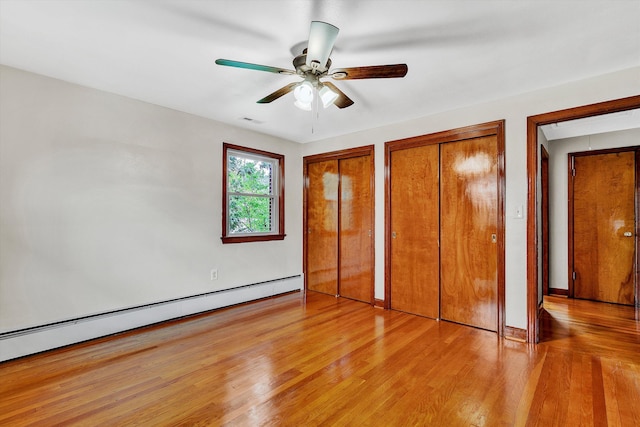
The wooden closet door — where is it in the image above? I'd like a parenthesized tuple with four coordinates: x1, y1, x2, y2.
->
(389, 145, 440, 318)
(339, 155, 373, 302)
(573, 151, 635, 305)
(440, 135, 498, 331)
(307, 160, 339, 295)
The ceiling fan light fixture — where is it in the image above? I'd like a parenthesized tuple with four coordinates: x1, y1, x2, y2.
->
(293, 81, 314, 104)
(294, 100, 312, 111)
(306, 21, 339, 71)
(319, 85, 338, 108)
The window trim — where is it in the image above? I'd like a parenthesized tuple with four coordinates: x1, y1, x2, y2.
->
(222, 143, 285, 244)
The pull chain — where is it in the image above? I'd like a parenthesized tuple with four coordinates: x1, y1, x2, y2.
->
(311, 87, 319, 134)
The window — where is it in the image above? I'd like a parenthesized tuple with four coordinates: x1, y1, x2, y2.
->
(222, 143, 285, 243)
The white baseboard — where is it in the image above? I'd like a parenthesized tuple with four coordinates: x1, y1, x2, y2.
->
(0, 275, 303, 362)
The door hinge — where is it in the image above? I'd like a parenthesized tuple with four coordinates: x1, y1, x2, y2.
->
(571, 157, 576, 176)
(572, 271, 577, 281)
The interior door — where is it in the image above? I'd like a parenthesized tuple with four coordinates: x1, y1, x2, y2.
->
(572, 151, 636, 305)
(389, 144, 440, 318)
(440, 135, 498, 331)
(306, 160, 339, 295)
(339, 155, 373, 302)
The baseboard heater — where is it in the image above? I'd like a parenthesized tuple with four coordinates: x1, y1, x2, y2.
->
(0, 275, 303, 362)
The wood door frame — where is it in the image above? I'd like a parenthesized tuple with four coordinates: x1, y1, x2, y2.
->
(384, 120, 506, 335)
(541, 145, 549, 296)
(567, 146, 639, 300)
(303, 145, 375, 303)
(637, 150, 640, 317)
(526, 95, 640, 343)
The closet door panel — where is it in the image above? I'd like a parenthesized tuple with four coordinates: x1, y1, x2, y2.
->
(440, 135, 498, 331)
(307, 160, 339, 295)
(339, 155, 373, 302)
(389, 145, 440, 318)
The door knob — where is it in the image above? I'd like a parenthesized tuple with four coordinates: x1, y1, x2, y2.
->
(624, 231, 633, 237)
(392, 231, 397, 239)
(491, 234, 497, 243)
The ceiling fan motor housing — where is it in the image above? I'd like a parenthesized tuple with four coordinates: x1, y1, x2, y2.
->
(294, 54, 331, 77)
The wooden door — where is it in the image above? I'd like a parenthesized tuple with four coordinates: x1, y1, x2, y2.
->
(339, 155, 373, 302)
(572, 151, 636, 305)
(389, 144, 440, 318)
(306, 160, 339, 295)
(440, 135, 498, 331)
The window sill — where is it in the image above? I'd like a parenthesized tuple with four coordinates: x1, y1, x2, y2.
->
(221, 234, 286, 244)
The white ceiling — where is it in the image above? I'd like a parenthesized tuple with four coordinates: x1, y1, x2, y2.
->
(1, 0, 639, 143)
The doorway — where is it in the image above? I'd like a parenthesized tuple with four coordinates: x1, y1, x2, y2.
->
(526, 95, 640, 343)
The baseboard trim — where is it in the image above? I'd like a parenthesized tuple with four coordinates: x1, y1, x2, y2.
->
(0, 275, 303, 362)
(504, 326, 527, 342)
(548, 288, 569, 296)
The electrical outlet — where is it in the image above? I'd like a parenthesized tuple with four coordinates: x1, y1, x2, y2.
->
(210, 269, 218, 280)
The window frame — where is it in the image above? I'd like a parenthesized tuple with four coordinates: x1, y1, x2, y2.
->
(222, 143, 285, 244)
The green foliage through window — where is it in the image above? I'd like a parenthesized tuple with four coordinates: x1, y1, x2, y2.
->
(227, 153, 275, 234)
(222, 144, 284, 243)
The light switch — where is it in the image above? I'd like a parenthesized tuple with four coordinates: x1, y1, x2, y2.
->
(515, 204, 524, 219)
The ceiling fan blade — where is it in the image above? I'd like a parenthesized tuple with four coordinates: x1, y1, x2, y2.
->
(305, 21, 339, 71)
(257, 82, 299, 104)
(322, 82, 354, 109)
(331, 64, 408, 80)
(215, 59, 295, 75)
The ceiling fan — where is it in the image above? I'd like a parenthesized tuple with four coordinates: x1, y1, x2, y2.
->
(215, 21, 408, 110)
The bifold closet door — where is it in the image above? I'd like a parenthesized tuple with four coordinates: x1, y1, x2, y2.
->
(389, 144, 440, 318)
(440, 135, 498, 331)
(306, 160, 339, 295)
(339, 155, 373, 302)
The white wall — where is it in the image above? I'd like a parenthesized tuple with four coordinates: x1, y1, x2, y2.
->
(301, 66, 640, 330)
(0, 65, 303, 334)
(548, 128, 640, 291)
(1, 64, 638, 342)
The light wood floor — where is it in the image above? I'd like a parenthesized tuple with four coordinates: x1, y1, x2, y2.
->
(1, 292, 639, 426)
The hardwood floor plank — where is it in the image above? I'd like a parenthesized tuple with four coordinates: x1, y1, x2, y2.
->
(566, 353, 595, 426)
(590, 356, 608, 427)
(1, 292, 639, 426)
(514, 350, 546, 426)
